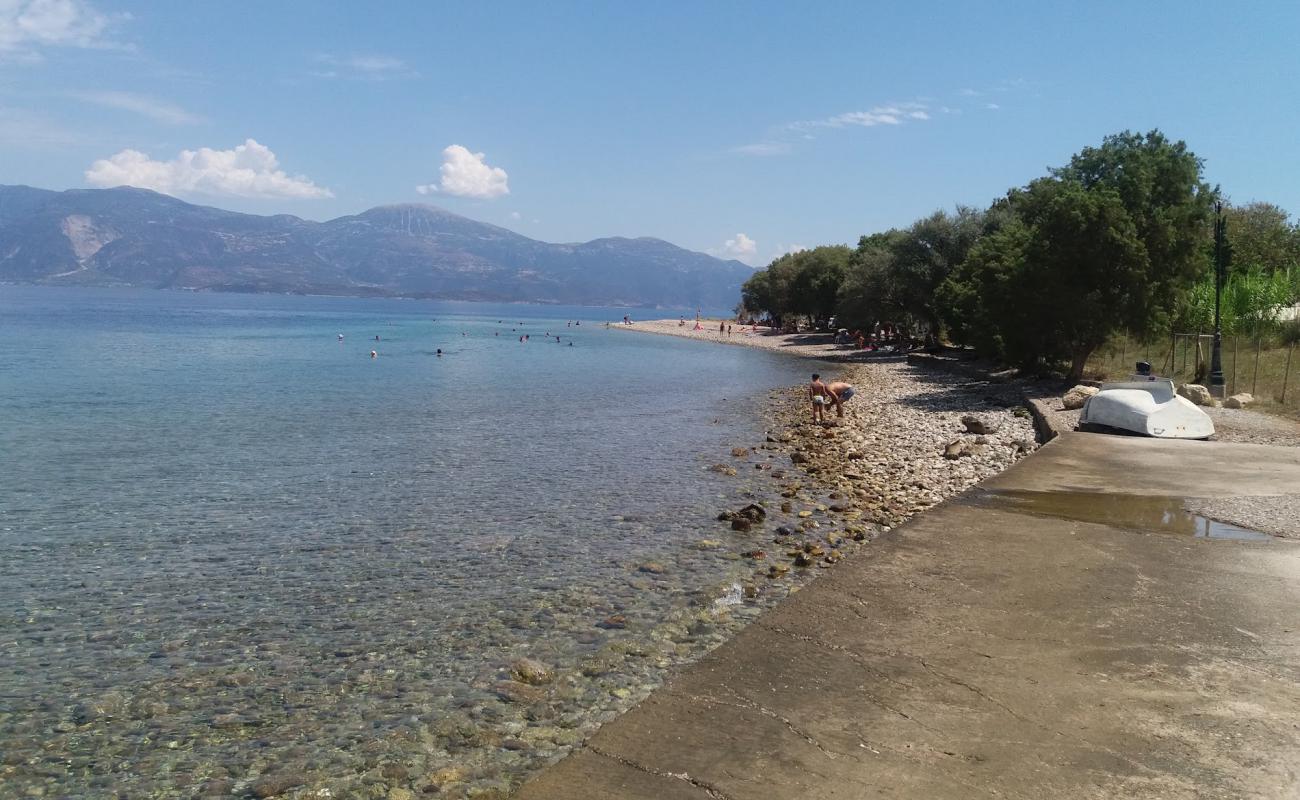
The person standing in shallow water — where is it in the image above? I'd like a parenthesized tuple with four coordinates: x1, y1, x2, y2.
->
(809, 373, 830, 424)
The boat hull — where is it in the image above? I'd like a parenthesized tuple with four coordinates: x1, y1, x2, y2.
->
(1080, 380, 1214, 440)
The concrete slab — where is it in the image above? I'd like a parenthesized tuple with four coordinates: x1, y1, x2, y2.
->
(516, 433, 1300, 799)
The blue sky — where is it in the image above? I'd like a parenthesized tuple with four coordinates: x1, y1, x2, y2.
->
(3, 0, 1297, 265)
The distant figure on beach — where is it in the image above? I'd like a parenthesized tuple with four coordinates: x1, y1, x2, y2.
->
(370, 350, 377, 359)
(809, 373, 830, 423)
(679, 316, 686, 327)
(826, 381, 856, 418)
(719, 321, 725, 335)
(727, 324, 733, 336)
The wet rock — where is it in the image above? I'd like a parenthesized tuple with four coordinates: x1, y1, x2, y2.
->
(797, 510, 812, 518)
(250, 772, 307, 798)
(768, 564, 790, 578)
(597, 615, 627, 630)
(425, 766, 466, 790)
(802, 543, 825, 557)
(1061, 385, 1099, 410)
(707, 463, 738, 476)
(790, 452, 810, 464)
(380, 764, 410, 782)
(775, 525, 796, 537)
(828, 503, 852, 513)
(960, 414, 999, 435)
(943, 439, 965, 459)
(742, 583, 759, 599)
(694, 539, 723, 550)
(741, 550, 766, 560)
(780, 501, 793, 513)
(510, 658, 553, 686)
(794, 552, 815, 567)
(731, 447, 750, 458)
(198, 779, 234, 797)
(493, 681, 544, 704)
(637, 562, 667, 575)
(730, 518, 752, 532)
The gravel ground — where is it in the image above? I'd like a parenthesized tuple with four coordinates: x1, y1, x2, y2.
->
(1184, 494, 1300, 539)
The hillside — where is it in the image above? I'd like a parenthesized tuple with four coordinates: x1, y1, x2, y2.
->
(0, 185, 753, 308)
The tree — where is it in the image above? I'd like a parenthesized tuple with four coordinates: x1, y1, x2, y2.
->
(836, 209, 984, 336)
(1223, 202, 1300, 275)
(740, 245, 851, 324)
(941, 130, 1214, 380)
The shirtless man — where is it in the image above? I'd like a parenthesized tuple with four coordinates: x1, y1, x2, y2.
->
(825, 381, 856, 418)
(809, 373, 830, 423)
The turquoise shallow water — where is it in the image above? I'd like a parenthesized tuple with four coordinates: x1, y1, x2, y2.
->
(0, 287, 812, 797)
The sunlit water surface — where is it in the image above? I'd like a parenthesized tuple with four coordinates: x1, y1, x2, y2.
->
(0, 287, 813, 798)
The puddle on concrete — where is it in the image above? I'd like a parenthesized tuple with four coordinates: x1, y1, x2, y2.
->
(966, 489, 1275, 541)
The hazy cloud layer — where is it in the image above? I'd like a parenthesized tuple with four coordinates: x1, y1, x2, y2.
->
(73, 90, 202, 125)
(416, 144, 509, 199)
(85, 138, 333, 198)
(311, 53, 417, 80)
(0, 0, 121, 59)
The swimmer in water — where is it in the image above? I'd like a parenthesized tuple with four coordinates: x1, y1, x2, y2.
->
(370, 350, 377, 359)
(436, 349, 442, 357)
(374, 335, 380, 341)
(338, 333, 344, 341)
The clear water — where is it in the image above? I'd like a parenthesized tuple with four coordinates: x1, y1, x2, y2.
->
(0, 287, 814, 798)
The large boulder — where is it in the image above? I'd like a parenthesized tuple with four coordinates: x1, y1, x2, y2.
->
(1061, 385, 1099, 410)
(1177, 384, 1213, 406)
(1224, 393, 1254, 409)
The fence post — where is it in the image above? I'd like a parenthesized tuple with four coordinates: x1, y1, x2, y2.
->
(1253, 337, 1262, 396)
(1231, 335, 1238, 396)
(1283, 344, 1295, 405)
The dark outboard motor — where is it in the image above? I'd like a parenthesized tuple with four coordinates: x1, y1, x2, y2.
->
(1135, 361, 1152, 376)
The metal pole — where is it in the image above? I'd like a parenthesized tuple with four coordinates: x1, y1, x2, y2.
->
(1209, 204, 1226, 397)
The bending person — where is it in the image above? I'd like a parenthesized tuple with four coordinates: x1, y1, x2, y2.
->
(826, 380, 856, 418)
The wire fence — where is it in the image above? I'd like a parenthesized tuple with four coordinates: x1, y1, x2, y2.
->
(1090, 333, 1297, 407)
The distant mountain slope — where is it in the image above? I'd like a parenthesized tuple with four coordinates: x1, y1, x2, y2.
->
(0, 185, 753, 308)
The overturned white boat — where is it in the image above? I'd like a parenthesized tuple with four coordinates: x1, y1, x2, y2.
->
(1080, 378, 1214, 439)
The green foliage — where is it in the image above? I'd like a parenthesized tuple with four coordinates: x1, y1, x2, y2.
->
(835, 208, 984, 334)
(1223, 202, 1300, 275)
(739, 245, 852, 322)
(941, 130, 1212, 379)
(1176, 268, 1297, 336)
(1280, 318, 1300, 347)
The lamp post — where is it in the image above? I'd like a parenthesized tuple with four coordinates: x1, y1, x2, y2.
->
(1209, 202, 1226, 398)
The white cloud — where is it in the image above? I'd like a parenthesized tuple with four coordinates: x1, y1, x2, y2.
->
(774, 243, 807, 258)
(0, 0, 122, 58)
(709, 233, 759, 263)
(416, 144, 509, 200)
(792, 102, 931, 131)
(732, 141, 790, 157)
(509, 211, 521, 220)
(959, 88, 980, 97)
(311, 53, 416, 80)
(73, 90, 202, 125)
(985, 102, 1001, 110)
(84, 138, 333, 199)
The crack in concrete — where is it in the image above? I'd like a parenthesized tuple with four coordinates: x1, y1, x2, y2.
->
(763, 621, 917, 690)
(587, 744, 737, 800)
(709, 684, 861, 762)
(765, 623, 941, 733)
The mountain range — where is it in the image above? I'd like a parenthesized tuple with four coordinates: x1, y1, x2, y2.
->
(0, 185, 754, 308)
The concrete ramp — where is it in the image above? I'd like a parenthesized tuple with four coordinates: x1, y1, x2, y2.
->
(517, 433, 1300, 799)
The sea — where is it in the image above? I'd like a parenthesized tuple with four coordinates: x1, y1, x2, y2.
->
(0, 286, 815, 798)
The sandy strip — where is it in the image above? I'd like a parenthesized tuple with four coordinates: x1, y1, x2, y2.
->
(610, 318, 857, 360)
